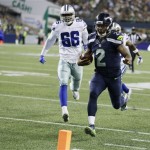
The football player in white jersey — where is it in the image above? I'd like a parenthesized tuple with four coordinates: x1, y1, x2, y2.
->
(39, 4, 88, 122)
(112, 23, 143, 101)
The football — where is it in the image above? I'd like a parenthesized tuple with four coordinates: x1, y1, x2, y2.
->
(77, 52, 93, 66)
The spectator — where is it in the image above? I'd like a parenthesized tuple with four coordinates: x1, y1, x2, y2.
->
(0, 20, 4, 44)
(37, 29, 45, 45)
(128, 27, 143, 73)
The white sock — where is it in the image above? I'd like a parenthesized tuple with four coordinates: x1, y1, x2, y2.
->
(15, 39, 18, 45)
(88, 116, 95, 125)
(61, 106, 69, 115)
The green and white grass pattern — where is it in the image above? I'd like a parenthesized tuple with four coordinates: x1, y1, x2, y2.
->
(0, 44, 150, 150)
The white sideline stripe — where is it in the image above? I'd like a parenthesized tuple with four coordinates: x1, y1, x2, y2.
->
(0, 116, 150, 136)
(1, 65, 150, 80)
(0, 80, 150, 95)
(0, 66, 57, 74)
(1, 93, 150, 111)
(132, 139, 150, 143)
(104, 143, 147, 150)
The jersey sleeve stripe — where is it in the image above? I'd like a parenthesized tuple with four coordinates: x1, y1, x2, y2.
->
(107, 38, 122, 44)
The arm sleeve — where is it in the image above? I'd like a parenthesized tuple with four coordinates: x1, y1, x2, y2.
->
(137, 34, 142, 41)
(82, 28, 88, 46)
(40, 30, 58, 56)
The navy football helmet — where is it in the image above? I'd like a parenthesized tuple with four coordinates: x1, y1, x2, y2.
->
(95, 12, 113, 37)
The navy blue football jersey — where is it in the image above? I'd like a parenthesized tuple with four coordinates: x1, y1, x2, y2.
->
(88, 31, 123, 78)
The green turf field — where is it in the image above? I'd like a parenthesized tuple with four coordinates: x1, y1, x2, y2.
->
(0, 44, 150, 150)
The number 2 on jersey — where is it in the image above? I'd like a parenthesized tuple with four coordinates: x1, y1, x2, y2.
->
(96, 48, 106, 67)
(61, 31, 79, 47)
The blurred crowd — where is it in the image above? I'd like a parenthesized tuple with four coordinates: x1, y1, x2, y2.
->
(0, 0, 149, 43)
(102, 0, 150, 22)
(49, 0, 100, 18)
(49, 0, 150, 22)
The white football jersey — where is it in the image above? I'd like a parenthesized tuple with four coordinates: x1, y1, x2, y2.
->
(122, 33, 130, 50)
(120, 33, 129, 75)
(41, 18, 88, 63)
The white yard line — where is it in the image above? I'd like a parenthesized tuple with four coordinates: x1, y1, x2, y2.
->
(0, 81, 50, 87)
(1, 80, 150, 93)
(132, 139, 150, 143)
(104, 143, 147, 150)
(0, 65, 150, 79)
(0, 116, 150, 136)
(0, 93, 150, 111)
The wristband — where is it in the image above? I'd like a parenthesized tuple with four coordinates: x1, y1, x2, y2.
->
(133, 48, 139, 53)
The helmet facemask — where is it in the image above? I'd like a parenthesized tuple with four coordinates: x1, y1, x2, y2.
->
(61, 13, 75, 25)
(96, 23, 110, 37)
(95, 13, 113, 37)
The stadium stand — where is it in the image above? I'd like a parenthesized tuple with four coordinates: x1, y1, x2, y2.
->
(0, 0, 149, 46)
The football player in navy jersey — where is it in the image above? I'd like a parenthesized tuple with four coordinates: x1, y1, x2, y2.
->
(78, 12, 132, 137)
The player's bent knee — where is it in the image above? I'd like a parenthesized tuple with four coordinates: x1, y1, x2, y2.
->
(90, 91, 98, 100)
(113, 104, 120, 109)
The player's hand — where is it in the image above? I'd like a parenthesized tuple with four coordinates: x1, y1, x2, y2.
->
(123, 58, 131, 65)
(137, 56, 143, 65)
(39, 55, 46, 64)
(77, 53, 93, 66)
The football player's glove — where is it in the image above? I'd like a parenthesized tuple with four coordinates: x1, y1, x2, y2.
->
(137, 56, 143, 65)
(39, 55, 46, 64)
(77, 53, 93, 66)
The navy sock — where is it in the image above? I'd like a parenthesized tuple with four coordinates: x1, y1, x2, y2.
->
(122, 83, 129, 93)
(59, 85, 67, 106)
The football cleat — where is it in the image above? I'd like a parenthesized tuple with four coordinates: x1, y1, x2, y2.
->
(121, 94, 129, 111)
(62, 114, 69, 122)
(121, 102, 128, 111)
(72, 91, 80, 100)
(84, 125, 96, 137)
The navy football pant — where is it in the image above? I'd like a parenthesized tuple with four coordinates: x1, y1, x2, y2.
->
(87, 72, 125, 116)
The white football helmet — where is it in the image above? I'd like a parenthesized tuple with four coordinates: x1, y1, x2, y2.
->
(111, 22, 121, 33)
(60, 5, 75, 25)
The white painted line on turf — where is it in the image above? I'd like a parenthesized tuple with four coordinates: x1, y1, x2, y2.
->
(0, 93, 150, 111)
(0, 79, 140, 92)
(132, 139, 150, 143)
(0, 80, 147, 92)
(0, 116, 150, 136)
(104, 143, 147, 150)
(0, 81, 50, 87)
(1, 80, 150, 94)
(0, 70, 49, 77)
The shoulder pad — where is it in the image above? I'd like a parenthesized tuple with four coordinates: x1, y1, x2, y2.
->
(51, 20, 62, 31)
(88, 32, 96, 43)
(107, 31, 123, 44)
(75, 18, 83, 22)
(75, 18, 87, 28)
(110, 31, 123, 41)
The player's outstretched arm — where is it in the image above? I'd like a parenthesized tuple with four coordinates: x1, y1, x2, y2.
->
(126, 40, 143, 65)
(39, 31, 57, 64)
